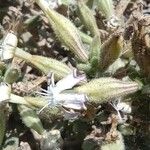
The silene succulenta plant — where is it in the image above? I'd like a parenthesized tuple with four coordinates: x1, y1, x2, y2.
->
(0, 0, 149, 149)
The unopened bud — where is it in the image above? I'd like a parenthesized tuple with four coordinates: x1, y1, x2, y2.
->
(75, 78, 140, 103)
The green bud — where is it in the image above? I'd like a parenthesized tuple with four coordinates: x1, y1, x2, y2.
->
(30, 55, 71, 78)
(10, 94, 30, 106)
(96, 0, 120, 29)
(100, 33, 122, 71)
(15, 48, 71, 79)
(77, 1, 99, 37)
(75, 77, 140, 103)
(96, 0, 114, 19)
(86, 0, 94, 8)
(89, 35, 101, 75)
(89, 35, 101, 60)
(18, 105, 44, 135)
(10, 94, 51, 110)
(25, 96, 48, 109)
(78, 35, 101, 77)
(4, 67, 20, 84)
(77, 63, 91, 73)
(79, 31, 92, 45)
(35, 0, 88, 62)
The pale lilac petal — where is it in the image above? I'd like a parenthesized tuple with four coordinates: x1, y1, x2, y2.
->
(63, 102, 86, 110)
(62, 108, 81, 120)
(55, 93, 87, 110)
(39, 70, 87, 115)
(53, 69, 86, 94)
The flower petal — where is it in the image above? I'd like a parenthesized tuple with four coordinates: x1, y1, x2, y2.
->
(55, 93, 87, 110)
(0, 82, 11, 103)
(53, 69, 86, 94)
(62, 108, 81, 120)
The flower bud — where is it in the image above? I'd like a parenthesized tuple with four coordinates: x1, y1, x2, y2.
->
(35, 0, 88, 62)
(15, 47, 72, 79)
(96, 0, 114, 19)
(18, 105, 44, 135)
(96, 0, 120, 28)
(4, 67, 21, 84)
(89, 35, 101, 76)
(77, 1, 99, 37)
(75, 78, 140, 103)
(100, 33, 122, 71)
(31, 55, 72, 79)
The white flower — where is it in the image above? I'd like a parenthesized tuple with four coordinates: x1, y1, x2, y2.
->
(0, 32, 18, 61)
(39, 69, 87, 119)
(107, 15, 120, 29)
(44, 0, 60, 9)
(50, 69, 86, 94)
(0, 82, 11, 103)
(116, 102, 131, 114)
(110, 98, 131, 124)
